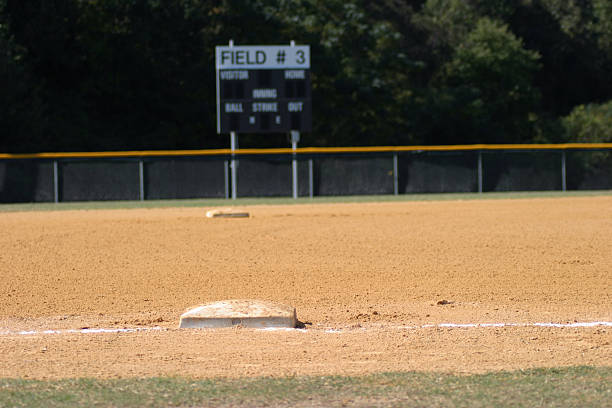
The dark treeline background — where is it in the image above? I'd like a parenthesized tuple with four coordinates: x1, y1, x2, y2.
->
(1, 0, 611, 153)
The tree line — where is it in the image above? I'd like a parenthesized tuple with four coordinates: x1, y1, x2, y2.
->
(1, 0, 611, 153)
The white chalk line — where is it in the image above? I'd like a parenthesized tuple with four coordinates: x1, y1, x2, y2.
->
(0, 327, 165, 336)
(0, 321, 610, 336)
(392, 321, 612, 330)
(324, 321, 612, 333)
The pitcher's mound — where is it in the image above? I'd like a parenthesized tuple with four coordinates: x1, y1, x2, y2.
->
(179, 299, 297, 329)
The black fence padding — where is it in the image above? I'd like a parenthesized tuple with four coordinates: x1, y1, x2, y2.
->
(60, 160, 139, 201)
(0, 160, 54, 203)
(482, 151, 561, 192)
(3, 149, 611, 204)
(399, 151, 477, 193)
(566, 150, 612, 190)
(237, 156, 292, 197)
(297, 159, 311, 197)
(315, 155, 394, 196)
(145, 158, 225, 199)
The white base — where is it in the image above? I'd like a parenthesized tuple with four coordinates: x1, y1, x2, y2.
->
(205, 208, 249, 218)
(179, 299, 297, 329)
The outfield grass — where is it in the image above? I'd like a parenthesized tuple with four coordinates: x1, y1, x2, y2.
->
(1, 190, 611, 212)
(0, 366, 609, 408)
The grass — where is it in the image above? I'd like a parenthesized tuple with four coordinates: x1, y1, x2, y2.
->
(1, 190, 611, 213)
(0, 366, 609, 407)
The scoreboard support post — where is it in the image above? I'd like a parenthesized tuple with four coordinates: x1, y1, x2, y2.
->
(290, 130, 300, 199)
(230, 131, 237, 200)
(215, 41, 311, 200)
(290, 40, 298, 200)
(225, 40, 238, 200)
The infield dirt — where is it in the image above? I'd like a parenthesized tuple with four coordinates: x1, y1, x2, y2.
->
(0, 197, 610, 379)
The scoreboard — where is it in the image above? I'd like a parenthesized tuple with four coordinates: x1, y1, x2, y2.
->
(215, 45, 311, 134)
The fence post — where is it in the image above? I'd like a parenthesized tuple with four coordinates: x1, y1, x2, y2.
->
(53, 160, 59, 203)
(308, 158, 314, 198)
(393, 152, 399, 195)
(561, 150, 567, 192)
(138, 160, 144, 201)
(224, 160, 229, 199)
(477, 151, 483, 193)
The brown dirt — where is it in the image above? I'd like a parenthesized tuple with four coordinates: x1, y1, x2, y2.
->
(0, 197, 610, 379)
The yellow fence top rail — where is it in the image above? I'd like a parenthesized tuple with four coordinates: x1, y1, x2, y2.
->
(1, 143, 612, 159)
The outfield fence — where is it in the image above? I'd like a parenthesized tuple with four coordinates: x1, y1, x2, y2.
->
(1, 144, 611, 203)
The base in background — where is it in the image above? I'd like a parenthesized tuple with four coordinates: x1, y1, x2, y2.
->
(205, 208, 250, 218)
(179, 299, 297, 329)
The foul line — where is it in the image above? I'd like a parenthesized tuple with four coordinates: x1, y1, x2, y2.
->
(0, 327, 165, 336)
(392, 321, 612, 330)
(0, 321, 610, 336)
(320, 321, 612, 333)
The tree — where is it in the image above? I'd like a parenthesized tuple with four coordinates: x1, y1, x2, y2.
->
(562, 100, 612, 186)
(1, 0, 611, 152)
(430, 18, 541, 144)
(0, 0, 46, 153)
(590, 0, 612, 53)
(563, 100, 612, 143)
(257, 0, 422, 146)
(3, 0, 274, 151)
(508, 0, 612, 116)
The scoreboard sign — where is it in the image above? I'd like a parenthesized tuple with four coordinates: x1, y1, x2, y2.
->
(215, 44, 311, 134)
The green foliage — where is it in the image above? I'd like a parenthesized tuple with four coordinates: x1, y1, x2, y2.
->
(413, 0, 478, 50)
(71, 0, 226, 149)
(563, 100, 612, 142)
(446, 18, 541, 137)
(257, 0, 420, 146)
(444, 19, 541, 92)
(412, 18, 541, 144)
(590, 0, 612, 53)
(1, 0, 612, 152)
(0, 0, 46, 153)
(562, 100, 612, 185)
(509, 0, 612, 115)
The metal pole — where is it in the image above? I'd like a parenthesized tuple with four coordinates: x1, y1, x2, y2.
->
(53, 160, 59, 203)
(290, 40, 298, 200)
(224, 160, 229, 199)
(230, 131, 237, 199)
(227, 40, 237, 200)
(289, 130, 300, 199)
(393, 152, 399, 195)
(477, 151, 483, 193)
(292, 140, 298, 199)
(308, 158, 313, 198)
(561, 150, 567, 192)
(138, 160, 144, 201)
